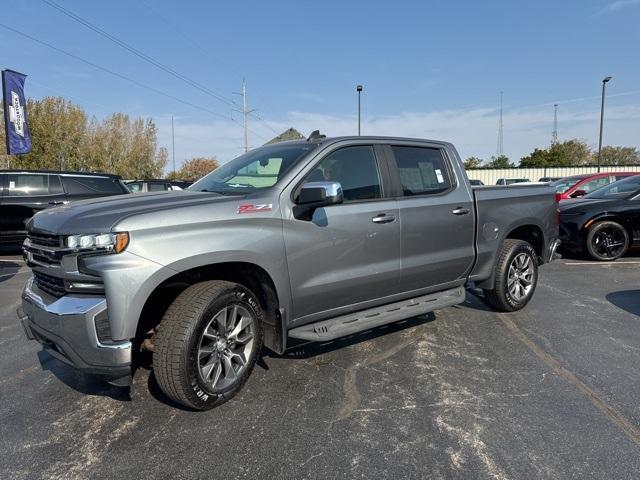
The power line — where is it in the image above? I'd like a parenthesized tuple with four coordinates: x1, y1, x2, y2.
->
(40, 0, 240, 111)
(0, 23, 232, 121)
(135, 0, 280, 136)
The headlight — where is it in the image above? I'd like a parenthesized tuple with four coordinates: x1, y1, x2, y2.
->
(65, 232, 129, 254)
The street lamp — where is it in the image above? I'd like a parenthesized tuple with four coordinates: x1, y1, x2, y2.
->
(597, 76, 612, 173)
(356, 84, 363, 135)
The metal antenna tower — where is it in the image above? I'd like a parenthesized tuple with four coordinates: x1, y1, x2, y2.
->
(552, 104, 558, 145)
(496, 91, 504, 156)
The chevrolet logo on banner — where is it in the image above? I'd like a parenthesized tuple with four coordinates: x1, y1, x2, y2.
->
(2, 69, 32, 155)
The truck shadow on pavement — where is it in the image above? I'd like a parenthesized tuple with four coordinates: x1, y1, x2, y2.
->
(606, 290, 640, 317)
(36, 350, 130, 401)
(0, 261, 23, 284)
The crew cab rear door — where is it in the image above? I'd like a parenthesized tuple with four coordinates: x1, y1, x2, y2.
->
(282, 143, 401, 323)
(385, 143, 476, 292)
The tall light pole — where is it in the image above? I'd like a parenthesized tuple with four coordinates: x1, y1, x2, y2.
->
(597, 76, 612, 173)
(171, 115, 176, 174)
(357, 84, 363, 135)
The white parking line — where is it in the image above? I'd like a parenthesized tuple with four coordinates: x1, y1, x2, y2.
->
(564, 261, 640, 265)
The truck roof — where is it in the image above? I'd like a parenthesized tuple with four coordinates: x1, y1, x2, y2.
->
(0, 169, 124, 179)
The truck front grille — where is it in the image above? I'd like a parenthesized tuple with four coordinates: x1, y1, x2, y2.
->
(33, 271, 66, 298)
(27, 232, 62, 248)
(24, 231, 65, 267)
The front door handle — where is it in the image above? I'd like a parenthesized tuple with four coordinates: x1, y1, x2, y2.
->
(452, 207, 470, 215)
(48, 201, 68, 206)
(372, 213, 396, 224)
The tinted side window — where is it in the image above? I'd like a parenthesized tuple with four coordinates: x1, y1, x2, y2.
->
(49, 175, 64, 194)
(148, 182, 168, 192)
(392, 146, 452, 196)
(7, 174, 49, 196)
(307, 146, 382, 201)
(62, 176, 123, 194)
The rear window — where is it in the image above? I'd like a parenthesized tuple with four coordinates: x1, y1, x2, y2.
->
(148, 182, 169, 192)
(392, 146, 452, 196)
(62, 176, 124, 195)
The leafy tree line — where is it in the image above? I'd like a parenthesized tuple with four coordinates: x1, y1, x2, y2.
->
(166, 157, 219, 181)
(0, 96, 167, 178)
(464, 139, 640, 169)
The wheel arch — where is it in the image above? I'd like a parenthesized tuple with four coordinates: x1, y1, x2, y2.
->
(136, 261, 286, 355)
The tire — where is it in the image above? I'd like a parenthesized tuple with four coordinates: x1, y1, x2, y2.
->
(153, 280, 264, 410)
(483, 239, 538, 312)
(585, 221, 629, 261)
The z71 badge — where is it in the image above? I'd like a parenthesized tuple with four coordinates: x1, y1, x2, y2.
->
(237, 203, 273, 214)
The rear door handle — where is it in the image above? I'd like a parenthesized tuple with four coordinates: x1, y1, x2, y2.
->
(452, 207, 470, 215)
(48, 201, 68, 206)
(372, 213, 396, 224)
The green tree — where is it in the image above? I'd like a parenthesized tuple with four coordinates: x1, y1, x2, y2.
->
(599, 146, 639, 166)
(171, 157, 219, 181)
(485, 155, 514, 168)
(463, 156, 483, 169)
(519, 148, 550, 167)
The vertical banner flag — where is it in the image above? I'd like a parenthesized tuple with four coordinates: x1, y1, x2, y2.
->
(2, 69, 32, 155)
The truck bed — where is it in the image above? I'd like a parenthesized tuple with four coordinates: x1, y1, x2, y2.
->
(469, 184, 558, 286)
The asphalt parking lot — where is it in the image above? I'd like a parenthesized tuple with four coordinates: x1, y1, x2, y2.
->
(1, 248, 639, 480)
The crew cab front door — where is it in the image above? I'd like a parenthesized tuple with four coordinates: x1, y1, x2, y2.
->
(283, 144, 401, 324)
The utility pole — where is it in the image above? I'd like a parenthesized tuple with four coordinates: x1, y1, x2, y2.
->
(356, 85, 363, 135)
(496, 91, 504, 156)
(171, 115, 176, 174)
(597, 76, 612, 173)
(234, 79, 256, 153)
(552, 104, 558, 145)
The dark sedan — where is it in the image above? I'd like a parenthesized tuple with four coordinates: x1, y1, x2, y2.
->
(559, 175, 640, 260)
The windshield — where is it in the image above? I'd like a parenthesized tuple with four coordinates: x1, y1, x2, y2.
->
(551, 176, 582, 193)
(190, 143, 317, 194)
(585, 175, 640, 199)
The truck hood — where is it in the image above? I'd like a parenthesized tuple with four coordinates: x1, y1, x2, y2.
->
(27, 191, 238, 234)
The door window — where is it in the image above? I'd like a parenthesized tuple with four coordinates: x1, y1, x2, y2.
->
(6, 174, 49, 196)
(580, 177, 610, 193)
(306, 146, 382, 201)
(391, 146, 452, 195)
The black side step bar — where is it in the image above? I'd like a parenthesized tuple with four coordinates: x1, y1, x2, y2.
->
(288, 286, 465, 342)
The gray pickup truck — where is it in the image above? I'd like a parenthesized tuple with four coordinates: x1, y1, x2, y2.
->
(18, 133, 559, 410)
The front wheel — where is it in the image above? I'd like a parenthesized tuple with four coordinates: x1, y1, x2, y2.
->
(585, 221, 629, 261)
(483, 239, 538, 312)
(153, 280, 264, 410)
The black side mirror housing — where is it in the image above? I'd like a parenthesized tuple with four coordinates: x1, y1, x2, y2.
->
(571, 189, 587, 198)
(293, 182, 343, 220)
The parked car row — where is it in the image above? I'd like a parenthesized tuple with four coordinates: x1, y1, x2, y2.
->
(0, 171, 194, 245)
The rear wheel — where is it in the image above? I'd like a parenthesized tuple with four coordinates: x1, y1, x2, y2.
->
(483, 239, 538, 312)
(585, 221, 629, 261)
(153, 280, 264, 410)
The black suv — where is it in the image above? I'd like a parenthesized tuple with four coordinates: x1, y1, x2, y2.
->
(0, 170, 129, 245)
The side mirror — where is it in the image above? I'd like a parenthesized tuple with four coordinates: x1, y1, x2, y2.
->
(293, 182, 343, 220)
(570, 189, 587, 198)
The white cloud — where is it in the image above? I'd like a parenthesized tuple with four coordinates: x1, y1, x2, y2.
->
(157, 101, 640, 170)
(601, 0, 640, 13)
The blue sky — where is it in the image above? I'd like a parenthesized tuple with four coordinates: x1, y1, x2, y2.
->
(2, 0, 640, 167)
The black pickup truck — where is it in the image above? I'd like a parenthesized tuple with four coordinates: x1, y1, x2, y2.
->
(0, 170, 129, 245)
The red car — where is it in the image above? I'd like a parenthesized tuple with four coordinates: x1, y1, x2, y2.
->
(552, 172, 639, 201)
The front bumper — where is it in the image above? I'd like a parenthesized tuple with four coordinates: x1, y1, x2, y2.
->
(18, 277, 132, 385)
